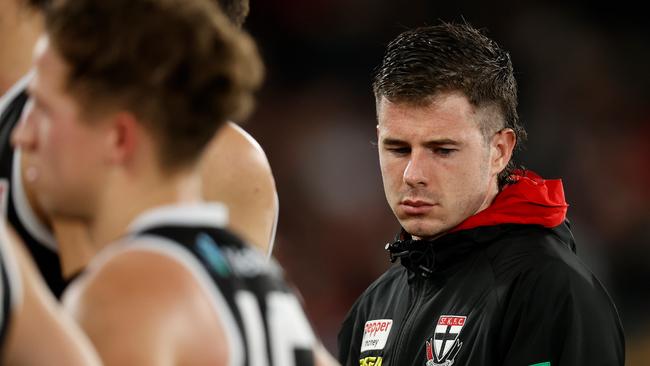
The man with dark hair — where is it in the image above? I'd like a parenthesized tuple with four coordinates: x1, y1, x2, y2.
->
(338, 22, 624, 366)
(12, 0, 336, 364)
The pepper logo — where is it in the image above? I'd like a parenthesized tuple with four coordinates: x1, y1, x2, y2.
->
(360, 319, 393, 353)
(425, 315, 466, 366)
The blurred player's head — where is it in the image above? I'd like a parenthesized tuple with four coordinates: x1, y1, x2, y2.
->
(216, 0, 249, 28)
(13, 0, 263, 220)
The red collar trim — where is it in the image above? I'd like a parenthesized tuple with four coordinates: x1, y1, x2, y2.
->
(450, 171, 569, 233)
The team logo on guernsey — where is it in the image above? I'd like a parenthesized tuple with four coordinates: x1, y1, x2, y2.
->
(195, 233, 231, 277)
(425, 315, 466, 366)
(360, 319, 393, 353)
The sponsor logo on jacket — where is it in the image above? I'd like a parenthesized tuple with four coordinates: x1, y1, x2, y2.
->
(360, 319, 393, 352)
(359, 356, 383, 366)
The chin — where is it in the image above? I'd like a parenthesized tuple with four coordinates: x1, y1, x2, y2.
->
(39, 195, 80, 219)
(400, 219, 449, 240)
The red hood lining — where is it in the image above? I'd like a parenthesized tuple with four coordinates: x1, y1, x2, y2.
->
(450, 170, 569, 233)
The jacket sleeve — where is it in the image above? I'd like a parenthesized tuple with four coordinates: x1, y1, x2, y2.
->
(498, 259, 625, 366)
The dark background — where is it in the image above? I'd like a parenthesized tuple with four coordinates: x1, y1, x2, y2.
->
(242, 1, 650, 363)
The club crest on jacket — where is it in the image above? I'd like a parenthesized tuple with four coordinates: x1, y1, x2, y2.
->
(425, 315, 466, 366)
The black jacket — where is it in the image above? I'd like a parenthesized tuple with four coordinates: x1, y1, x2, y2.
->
(338, 222, 624, 366)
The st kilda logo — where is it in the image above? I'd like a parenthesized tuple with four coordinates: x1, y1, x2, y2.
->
(425, 315, 466, 366)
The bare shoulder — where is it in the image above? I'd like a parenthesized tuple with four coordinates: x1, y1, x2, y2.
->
(201, 122, 278, 252)
(204, 122, 274, 181)
(65, 243, 228, 365)
(68, 246, 202, 311)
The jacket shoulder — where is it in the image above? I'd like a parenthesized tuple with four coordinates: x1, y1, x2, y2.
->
(485, 224, 589, 284)
(483, 224, 621, 317)
(482, 226, 624, 364)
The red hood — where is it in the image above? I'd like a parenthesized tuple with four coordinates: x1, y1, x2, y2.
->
(450, 170, 568, 232)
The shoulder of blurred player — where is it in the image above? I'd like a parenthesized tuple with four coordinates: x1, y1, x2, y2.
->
(314, 342, 341, 366)
(0, 225, 101, 366)
(63, 244, 229, 365)
(200, 122, 278, 254)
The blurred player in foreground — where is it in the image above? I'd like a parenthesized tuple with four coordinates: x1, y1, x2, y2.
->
(13, 0, 336, 364)
(0, 0, 277, 301)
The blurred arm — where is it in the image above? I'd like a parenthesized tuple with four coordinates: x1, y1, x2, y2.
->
(315, 343, 342, 366)
(0, 225, 101, 366)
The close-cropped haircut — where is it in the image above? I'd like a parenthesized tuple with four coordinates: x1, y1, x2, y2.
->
(373, 22, 527, 187)
(45, 0, 263, 172)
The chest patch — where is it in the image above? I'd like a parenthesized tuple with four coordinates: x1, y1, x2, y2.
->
(425, 315, 466, 366)
(360, 319, 393, 353)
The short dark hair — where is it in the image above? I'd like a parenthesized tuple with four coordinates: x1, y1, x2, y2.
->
(373, 22, 526, 187)
(22, 0, 50, 10)
(45, 0, 263, 172)
(216, 0, 249, 28)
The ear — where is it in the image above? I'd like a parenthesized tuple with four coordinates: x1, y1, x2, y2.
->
(490, 128, 516, 176)
(105, 112, 139, 165)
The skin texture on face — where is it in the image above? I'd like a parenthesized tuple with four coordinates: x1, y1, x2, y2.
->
(377, 92, 512, 240)
(12, 36, 110, 221)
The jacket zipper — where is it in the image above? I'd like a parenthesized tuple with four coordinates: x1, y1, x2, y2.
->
(389, 276, 424, 365)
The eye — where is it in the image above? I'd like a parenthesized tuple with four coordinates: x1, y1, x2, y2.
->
(386, 147, 410, 155)
(434, 148, 456, 157)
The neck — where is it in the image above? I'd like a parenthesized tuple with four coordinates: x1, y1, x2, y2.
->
(88, 167, 203, 251)
(476, 178, 500, 215)
(0, 4, 43, 94)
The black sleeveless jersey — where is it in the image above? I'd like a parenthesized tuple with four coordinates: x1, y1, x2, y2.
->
(0, 180, 20, 349)
(0, 232, 15, 349)
(0, 78, 65, 297)
(120, 204, 317, 366)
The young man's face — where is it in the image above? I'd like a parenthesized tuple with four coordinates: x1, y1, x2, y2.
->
(377, 92, 503, 239)
(12, 35, 110, 220)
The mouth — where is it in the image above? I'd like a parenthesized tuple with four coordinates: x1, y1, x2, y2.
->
(399, 199, 435, 215)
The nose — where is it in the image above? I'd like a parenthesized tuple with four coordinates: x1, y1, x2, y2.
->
(403, 149, 428, 187)
(11, 99, 38, 151)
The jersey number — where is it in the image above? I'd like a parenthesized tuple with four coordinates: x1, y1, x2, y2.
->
(235, 290, 315, 366)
